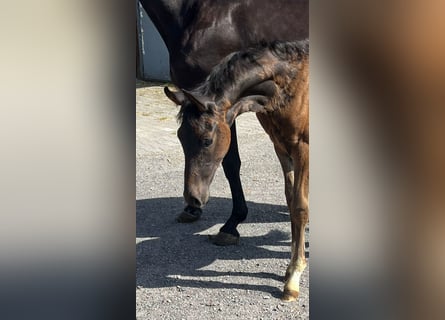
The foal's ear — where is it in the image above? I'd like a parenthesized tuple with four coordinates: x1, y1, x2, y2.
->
(182, 90, 216, 113)
(226, 80, 276, 125)
(164, 87, 185, 105)
(226, 95, 269, 125)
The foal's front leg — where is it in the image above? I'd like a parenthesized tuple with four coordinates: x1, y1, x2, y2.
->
(275, 146, 295, 211)
(274, 148, 296, 283)
(283, 140, 309, 301)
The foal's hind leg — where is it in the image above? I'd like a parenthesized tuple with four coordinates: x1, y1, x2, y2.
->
(282, 140, 309, 301)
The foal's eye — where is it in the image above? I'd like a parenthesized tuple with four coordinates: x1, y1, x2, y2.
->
(202, 138, 213, 147)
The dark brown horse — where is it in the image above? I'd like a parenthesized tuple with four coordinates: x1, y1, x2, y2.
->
(165, 40, 309, 301)
(140, 0, 308, 234)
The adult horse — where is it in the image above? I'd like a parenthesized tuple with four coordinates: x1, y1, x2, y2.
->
(164, 40, 309, 301)
(139, 0, 308, 243)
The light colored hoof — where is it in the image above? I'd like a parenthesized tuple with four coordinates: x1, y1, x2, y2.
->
(208, 232, 239, 246)
(281, 289, 299, 302)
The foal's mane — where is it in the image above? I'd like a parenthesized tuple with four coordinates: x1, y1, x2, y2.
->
(177, 39, 309, 122)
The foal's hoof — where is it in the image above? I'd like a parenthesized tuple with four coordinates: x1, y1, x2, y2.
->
(281, 290, 299, 302)
(176, 207, 202, 223)
(208, 232, 239, 246)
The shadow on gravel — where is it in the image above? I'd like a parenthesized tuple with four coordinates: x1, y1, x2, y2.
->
(137, 196, 293, 296)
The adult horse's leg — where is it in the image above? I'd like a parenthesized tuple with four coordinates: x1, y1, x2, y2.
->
(209, 122, 248, 245)
(282, 140, 309, 301)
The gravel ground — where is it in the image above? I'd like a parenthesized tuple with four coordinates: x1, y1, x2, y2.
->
(136, 80, 309, 319)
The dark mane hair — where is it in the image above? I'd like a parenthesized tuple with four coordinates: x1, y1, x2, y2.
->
(177, 39, 309, 122)
(198, 39, 308, 97)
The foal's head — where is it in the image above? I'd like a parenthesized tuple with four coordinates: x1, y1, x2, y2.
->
(164, 40, 308, 210)
(164, 88, 233, 209)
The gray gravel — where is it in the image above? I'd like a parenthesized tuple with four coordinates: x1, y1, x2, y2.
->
(136, 81, 309, 319)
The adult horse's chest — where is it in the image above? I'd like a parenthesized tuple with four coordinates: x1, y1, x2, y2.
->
(170, 31, 240, 89)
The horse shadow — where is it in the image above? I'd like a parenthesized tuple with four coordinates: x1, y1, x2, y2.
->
(136, 196, 305, 297)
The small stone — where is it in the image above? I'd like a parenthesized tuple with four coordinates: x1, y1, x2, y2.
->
(263, 295, 270, 299)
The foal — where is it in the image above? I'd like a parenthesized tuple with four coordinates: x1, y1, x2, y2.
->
(165, 40, 309, 301)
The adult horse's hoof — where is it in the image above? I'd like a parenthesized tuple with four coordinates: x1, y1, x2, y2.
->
(176, 206, 202, 223)
(281, 289, 299, 302)
(208, 232, 239, 246)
